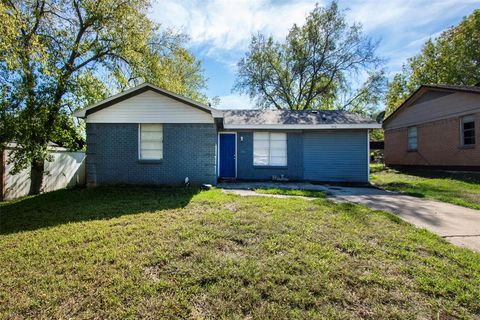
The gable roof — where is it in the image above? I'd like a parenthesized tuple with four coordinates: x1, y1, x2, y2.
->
(73, 82, 217, 118)
(383, 84, 480, 126)
(73, 83, 380, 129)
(222, 109, 381, 129)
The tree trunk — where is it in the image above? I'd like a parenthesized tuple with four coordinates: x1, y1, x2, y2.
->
(1, 145, 5, 200)
(29, 159, 45, 195)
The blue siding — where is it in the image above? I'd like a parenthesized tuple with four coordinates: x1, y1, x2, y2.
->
(235, 131, 303, 180)
(86, 123, 217, 186)
(303, 130, 368, 182)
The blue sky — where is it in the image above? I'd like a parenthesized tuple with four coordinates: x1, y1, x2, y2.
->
(150, 0, 479, 109)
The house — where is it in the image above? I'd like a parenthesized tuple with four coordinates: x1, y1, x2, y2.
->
(383, 84, 480, 170)
(74, 83, 380, 186)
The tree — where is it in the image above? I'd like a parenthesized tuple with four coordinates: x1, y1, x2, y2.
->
(385, 9, 480, 115)
(0, 0, 207, 194)
(234, 1, 385, 113)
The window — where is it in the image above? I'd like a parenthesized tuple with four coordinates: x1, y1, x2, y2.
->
(253, 132, 287, 166)
(139, 124, 163, 160)
(407, 126, 417, 151)
(461, 115, 475, 146)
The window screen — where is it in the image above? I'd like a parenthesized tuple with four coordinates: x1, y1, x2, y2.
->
(461, 115, 475, 146)
(139, 124, 163, 160)
(407, 127, 417, 151)
(253, 132, 287, 166)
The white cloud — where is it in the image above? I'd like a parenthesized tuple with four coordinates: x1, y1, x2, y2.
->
(151, 0, 318, 53)
(345, 0, 479, 74)
(216, 93, 254, 110)
(346, 0, 478, 32)
(150, 0, 479, 97)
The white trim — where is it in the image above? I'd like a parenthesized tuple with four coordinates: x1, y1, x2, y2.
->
(223, 123, 381, 130)
(74, 82, 216, 118)
(138, 123, 163, 160)
(138, 124, 141, 160)
(211, 110, 224, 118)
(253, 131, 288, 167)
(218, 132, 237, 178)
(367, 130, 370, 182)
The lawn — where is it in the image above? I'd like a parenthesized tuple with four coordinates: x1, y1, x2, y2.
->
(254, 188, 327, 198)
(371, 165, 480, 209)
(1, 187, 479, 319)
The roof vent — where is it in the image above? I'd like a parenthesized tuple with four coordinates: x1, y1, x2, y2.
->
(310, 110, 318, 114)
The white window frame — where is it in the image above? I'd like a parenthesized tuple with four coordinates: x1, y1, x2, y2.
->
(253, 132, 287, 167)
(461, 115, 475, 146)
(407, 126, 417, 151)
(139, 124, 163, 160)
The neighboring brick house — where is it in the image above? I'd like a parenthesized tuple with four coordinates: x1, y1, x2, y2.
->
(74, 83, 380, 186)
(383, 84, 480, 170)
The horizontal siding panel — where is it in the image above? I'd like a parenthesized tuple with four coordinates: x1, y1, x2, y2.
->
(86, 90, 214, 124)
(303, 130, 368, 182)
(385, 92, 480, 129)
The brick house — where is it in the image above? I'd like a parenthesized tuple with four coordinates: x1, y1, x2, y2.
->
(383, 84, 480, 170)
(74, 83, 380, 186)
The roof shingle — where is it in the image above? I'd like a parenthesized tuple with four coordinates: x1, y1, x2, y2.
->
(222, 109, 377, 125)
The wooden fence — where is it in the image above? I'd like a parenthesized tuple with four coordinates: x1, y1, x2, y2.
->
(1, 145, 86, 200)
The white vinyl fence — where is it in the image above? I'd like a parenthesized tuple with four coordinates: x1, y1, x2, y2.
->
(1, 145, 86, 200)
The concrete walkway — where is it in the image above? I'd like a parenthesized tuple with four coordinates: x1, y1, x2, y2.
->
(218, 182, 480, 252)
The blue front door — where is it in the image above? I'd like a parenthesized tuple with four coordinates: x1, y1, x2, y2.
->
(219, 134, 236, 178)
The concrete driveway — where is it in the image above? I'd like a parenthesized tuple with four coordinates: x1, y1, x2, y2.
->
(219, 182, 480, 252)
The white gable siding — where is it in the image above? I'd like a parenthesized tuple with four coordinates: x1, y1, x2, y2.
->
(86, 90, 214, 123)
(385, 92, 480, 130)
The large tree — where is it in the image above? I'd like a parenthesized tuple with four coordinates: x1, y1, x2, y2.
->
(234, 1, 385, 113)
(385, 9, 480, 115)
(0, 0, 207, 194)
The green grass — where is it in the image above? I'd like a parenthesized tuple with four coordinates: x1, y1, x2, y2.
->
(1, 187, 479, 319)
(254, 188, 327, 198)
(371, 166, 480, 209)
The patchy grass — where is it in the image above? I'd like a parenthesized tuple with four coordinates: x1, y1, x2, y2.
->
(1, 187, 479, 319)
(254, 188, 327, 198)
(371, 167, 480, 209)
(370, 163, 387, 173)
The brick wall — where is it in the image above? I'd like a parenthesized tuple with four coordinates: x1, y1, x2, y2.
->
(384, 113, 480, 167)
(86, 123, 217, 186)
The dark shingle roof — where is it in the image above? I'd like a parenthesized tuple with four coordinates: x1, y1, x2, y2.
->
(424, 84, 480, 94)
(222, 109, 377, 125)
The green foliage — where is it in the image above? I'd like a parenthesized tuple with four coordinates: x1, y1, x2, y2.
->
(0, 0, 207, 188)
(370, 128, 384, 141)
(234, 1, 385, 114)
(385, 9, 480, 115)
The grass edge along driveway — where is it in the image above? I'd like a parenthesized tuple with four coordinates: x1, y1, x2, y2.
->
(371, 164, 480, 210)
(1, 187, 479, 319)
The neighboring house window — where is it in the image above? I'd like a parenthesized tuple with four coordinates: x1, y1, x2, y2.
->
(407, 126, 417, 151)
(253, 132, 287, 166)
(139, 124, 163, 160)
(461, 115, 476, 146)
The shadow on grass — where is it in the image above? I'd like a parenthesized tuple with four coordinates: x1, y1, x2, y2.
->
(381, 182, 427, 198)
(0, 186, 201, 235)
(392, 168, 480, 184)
